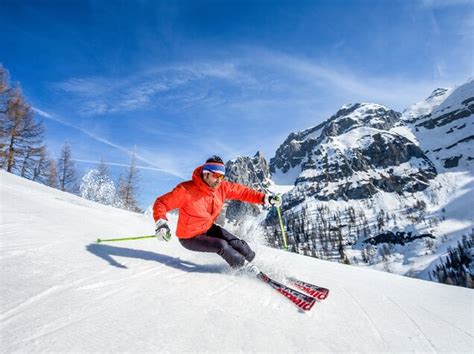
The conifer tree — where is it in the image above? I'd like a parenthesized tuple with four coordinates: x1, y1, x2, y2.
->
(117, 153, 142, 212)
(57, 142, 78, 193)
(0, 66, 45, 175)
(43, 157, 59, 188)
(29, 148, 49, 182)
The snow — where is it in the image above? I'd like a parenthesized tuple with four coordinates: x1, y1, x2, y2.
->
(335, 103, 390, 124)
(332, 126, 382, 150)
(299, 125, 324, 141)
(434, 79, 473, 116)
(1, 171, 473, 353)
(276, 160, 474, 283)
(402, 88, 452, 121)
(401, 79, 474, 172)
(266, 181, 294, 195)
(271, 164, 301, 185)
(390, 124, 419, 143)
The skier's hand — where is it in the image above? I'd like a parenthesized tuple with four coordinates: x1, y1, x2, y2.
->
(155, 219, 172, 241)
(264, 194, 282, 208)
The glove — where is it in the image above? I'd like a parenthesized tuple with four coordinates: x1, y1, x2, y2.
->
(264, 194, 282, 208)
(155, 219, 172, 241)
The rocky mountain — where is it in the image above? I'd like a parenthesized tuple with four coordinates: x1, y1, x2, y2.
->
(270, 103, 438, 202)
(225, 79, 473, 287)
(401, 81, 474, 170)
(220, 151, 271, 223)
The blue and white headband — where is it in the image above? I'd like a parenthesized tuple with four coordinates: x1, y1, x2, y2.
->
(202, 162, 226, 175)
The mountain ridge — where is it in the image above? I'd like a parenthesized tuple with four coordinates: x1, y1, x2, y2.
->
(224, 79, 473, 287)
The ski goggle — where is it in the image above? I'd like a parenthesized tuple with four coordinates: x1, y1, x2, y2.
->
(203, 162, 226, 180)
(210, 172, 225, 180)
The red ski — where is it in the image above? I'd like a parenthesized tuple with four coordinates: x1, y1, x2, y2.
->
(257, 272, 317, 311)
(286, 277, 330, 300)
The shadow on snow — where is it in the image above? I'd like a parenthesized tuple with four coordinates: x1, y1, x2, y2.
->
(86, 243, 226, 274)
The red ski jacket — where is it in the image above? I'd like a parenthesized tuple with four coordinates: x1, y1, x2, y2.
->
(153, 165, 265, 238)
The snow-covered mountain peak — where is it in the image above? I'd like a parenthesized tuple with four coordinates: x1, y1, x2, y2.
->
(434, 79, 474, 115)
(324, 102, 400, 137)
(402, 79, 474, 123)
(270, 102, 403, 181)
(335, 102, 391, 118)
(400, 79, 473, 171)
(427, 87, 449, 99)
(402, 88, 451, 122)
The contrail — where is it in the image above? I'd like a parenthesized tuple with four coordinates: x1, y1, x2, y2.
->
(32, 107, 185, 180)
(72, 158, 183, 174)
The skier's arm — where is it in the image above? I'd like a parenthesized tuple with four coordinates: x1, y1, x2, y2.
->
(223, 181, 265, 204)
(153, 185, 187, 221)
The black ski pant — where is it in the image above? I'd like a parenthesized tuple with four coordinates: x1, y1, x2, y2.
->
(179, 224, 255, 268)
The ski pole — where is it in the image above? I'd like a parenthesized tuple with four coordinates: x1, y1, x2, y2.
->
(96, 235, 155, 243)
(276, 206, 289, 250)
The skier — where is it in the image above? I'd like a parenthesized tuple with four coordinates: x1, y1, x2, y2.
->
(153, 155, 281, 273)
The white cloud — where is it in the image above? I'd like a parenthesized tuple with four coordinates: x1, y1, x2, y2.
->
(51, 48, 469, 121)
(54, 75, 171, 115)
(249, 48, 463, 110)
(421, 0, 473, 8)
(53, 62, 253, 115)
(55, 77, 119, 96)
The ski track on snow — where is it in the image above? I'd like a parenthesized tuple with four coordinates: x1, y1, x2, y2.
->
(77, 261, 186, 291)
(0, 285, 63, 323)
(416, 304, 474, 339)
(0, 269, 112, 323)
(385, 296, 438, 352)
(340, 287, 386, 346)
(17, 309, 104, 347)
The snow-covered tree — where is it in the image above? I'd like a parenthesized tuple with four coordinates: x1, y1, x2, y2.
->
(80, 168, 118, 206)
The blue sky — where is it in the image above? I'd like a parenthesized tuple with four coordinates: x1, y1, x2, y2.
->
(1, 0, 473, 208)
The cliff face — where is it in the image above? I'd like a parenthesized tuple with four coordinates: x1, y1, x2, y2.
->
(222, 151, 271, 222)
(271, 103, 437, 202)
(401, 80, 474, 171)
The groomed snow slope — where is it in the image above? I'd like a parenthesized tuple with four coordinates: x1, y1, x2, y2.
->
(1, 171, 473, 353)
